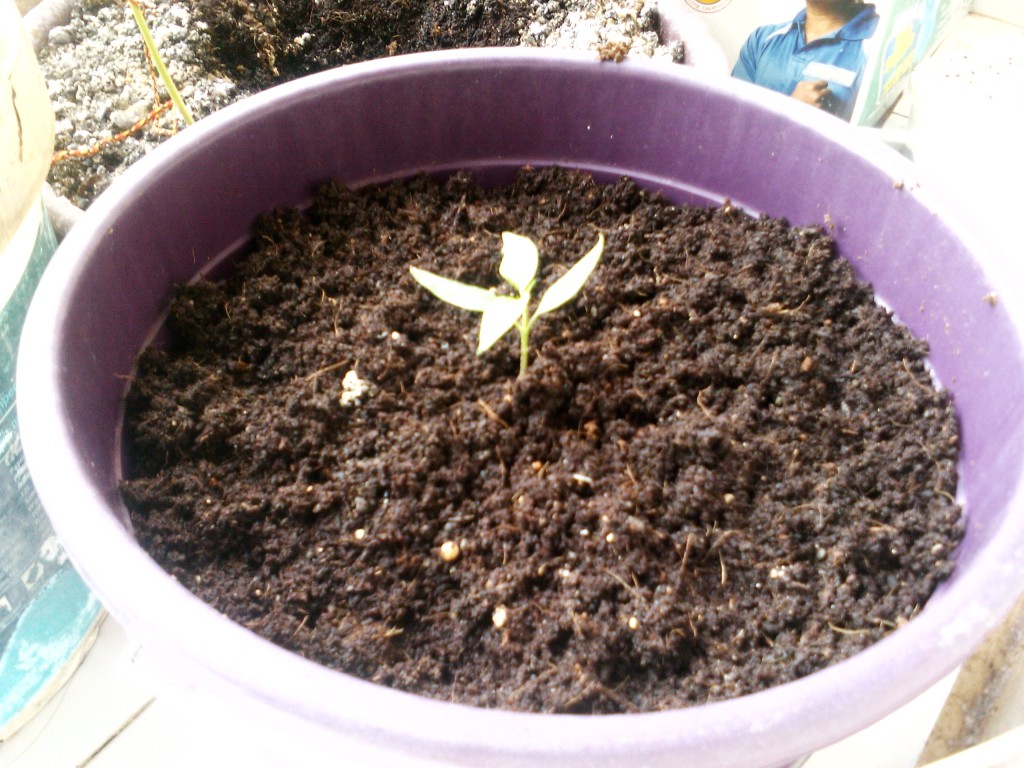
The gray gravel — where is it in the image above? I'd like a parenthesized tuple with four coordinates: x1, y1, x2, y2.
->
(521, 0, 675, 56)
(37, 1, 237, 209)
(35, 0, 685, 211)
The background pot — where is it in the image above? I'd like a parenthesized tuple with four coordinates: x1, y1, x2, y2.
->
(16, 49, 1024, 768)
(0, 0, 101, 740)
(25, 0, 724, 220)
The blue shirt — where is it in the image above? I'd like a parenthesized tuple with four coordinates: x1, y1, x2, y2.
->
(732, 5, 880, 121)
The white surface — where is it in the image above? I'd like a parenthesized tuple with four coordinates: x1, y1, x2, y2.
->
(972, 0, 1024, 28)
(2, 9, 1024, 768)
(906, 13, 1024, 282)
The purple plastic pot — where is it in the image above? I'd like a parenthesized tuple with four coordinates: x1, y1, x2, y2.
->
(17, 49, 1024, 767)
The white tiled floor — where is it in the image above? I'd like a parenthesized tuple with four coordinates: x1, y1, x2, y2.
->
(2, 9, 1024, 768)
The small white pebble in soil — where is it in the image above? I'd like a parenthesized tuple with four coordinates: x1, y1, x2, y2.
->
(605, 532, 616, 543)
(580, 528, 590, 537)
(440, 540, 461, 563)
(354, 528, 367, 540)
(340, 369, 374, 407)
(633, 309, 641, 317)
(627, 616, 639, 630)
(723, 493, 735, 505)
(492, 605, 508, 629)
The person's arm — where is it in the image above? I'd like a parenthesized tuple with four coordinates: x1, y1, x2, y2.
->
(731, 32, 761, 83)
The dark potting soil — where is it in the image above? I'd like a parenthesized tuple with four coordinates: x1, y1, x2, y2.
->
(120, 167, 963, 714)
(191, 0, 532, 89)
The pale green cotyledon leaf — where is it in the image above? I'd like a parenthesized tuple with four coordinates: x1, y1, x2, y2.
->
(533, 233, 604, 319)
(478, 294, 529, 354)
(498, 232, 539, 296)
(409, 266, 496, 312)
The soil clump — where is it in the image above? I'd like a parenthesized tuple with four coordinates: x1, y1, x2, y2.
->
(120, 167, 963, 713)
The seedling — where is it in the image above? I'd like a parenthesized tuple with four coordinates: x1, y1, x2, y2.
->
(410, 231, 604, 376)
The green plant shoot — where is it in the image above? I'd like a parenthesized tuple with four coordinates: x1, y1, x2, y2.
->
(410, 232, 604, 376)
(127, 0, 195, 126)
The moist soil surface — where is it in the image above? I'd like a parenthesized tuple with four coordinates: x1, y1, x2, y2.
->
(120, 167, 963, 714)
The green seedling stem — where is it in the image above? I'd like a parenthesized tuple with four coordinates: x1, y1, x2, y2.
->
(127, 0, 194, 126)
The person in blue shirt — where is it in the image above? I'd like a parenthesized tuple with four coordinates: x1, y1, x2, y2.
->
(732, 1, 880, 122)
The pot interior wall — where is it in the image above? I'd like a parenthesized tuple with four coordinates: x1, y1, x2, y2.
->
(29, 51, 1024, 767)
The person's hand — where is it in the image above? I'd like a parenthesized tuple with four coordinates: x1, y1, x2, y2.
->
(791, 80, 831, 109)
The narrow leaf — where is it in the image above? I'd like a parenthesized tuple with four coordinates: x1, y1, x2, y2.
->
(478, 295, 529, 354)
(533, 234, 604, 318)
(498, 232, 539, 295)
(410, 266, 495, 312)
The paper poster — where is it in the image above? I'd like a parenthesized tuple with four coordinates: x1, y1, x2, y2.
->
(669, 0, 970, 124)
